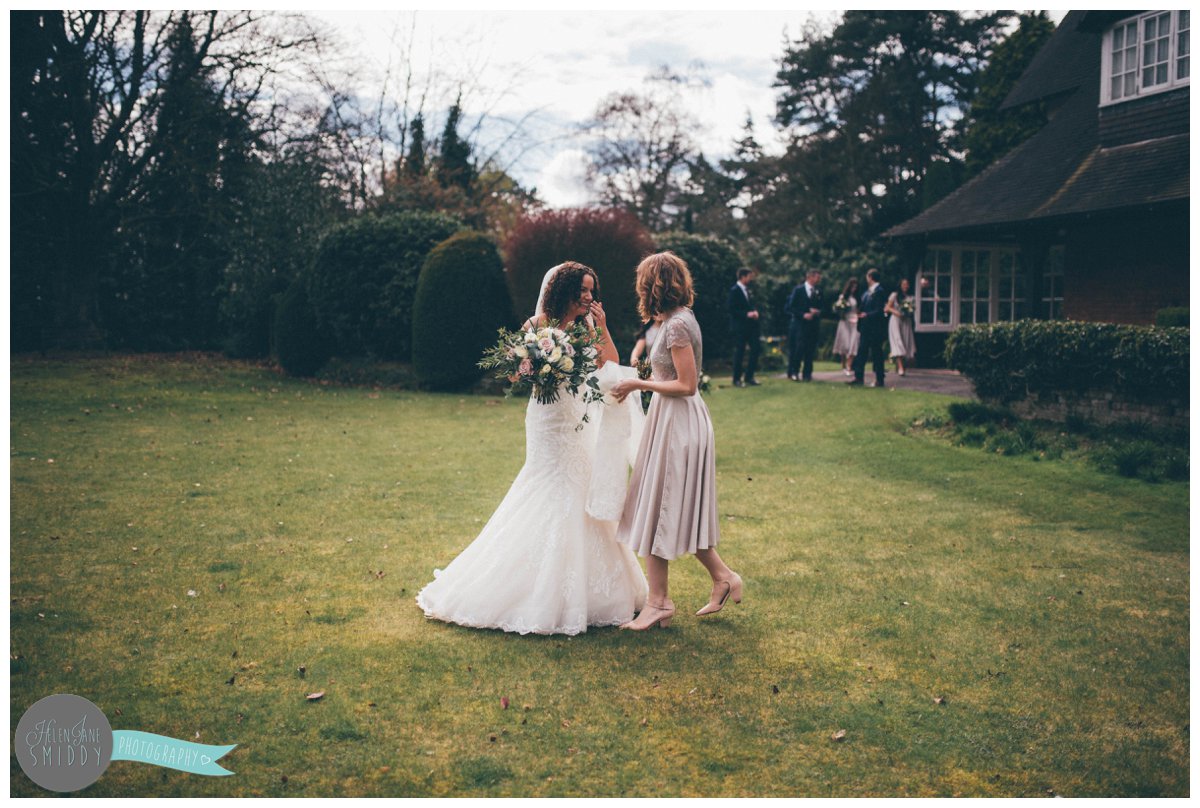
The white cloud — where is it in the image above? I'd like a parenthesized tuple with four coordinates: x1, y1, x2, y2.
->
(534, 148, 592, 208)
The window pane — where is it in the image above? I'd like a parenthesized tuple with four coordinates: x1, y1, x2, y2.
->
(961, 302, 973, 323)
(961, 274, 974, 297)
(1157, 63, 1168, 84)
(977, 302, 989, 322)
(1145, 16, 1157, 40)
(999, 277, 1012, 298)
(1180, 55, 1190, 79)
(1111, 76, 1123, 98)
(1181, 10, 1190, 30)
(1114, 26, 1124, 49)
(921, 301, 933, 324)
(937, 301, 950, 323)
(999, 302, 1011, 321)
(1126, 74, 1136, 95)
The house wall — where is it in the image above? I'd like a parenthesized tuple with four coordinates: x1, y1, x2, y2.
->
(1099, 88, 1189, 147)
(1063, 205, 1189, 324)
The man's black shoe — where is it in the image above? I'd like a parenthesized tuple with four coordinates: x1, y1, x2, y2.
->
(745, 378, 762, 386)
(846, 378, 864, 386)
(733, 380, 746, 388)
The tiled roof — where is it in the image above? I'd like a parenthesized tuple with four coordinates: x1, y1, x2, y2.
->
(1001, 11, 1099, 109)
(885, 11, 1189, 240)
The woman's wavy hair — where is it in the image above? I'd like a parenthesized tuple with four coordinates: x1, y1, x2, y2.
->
(635, 251, 695, 321)
(542, 261, 598, 323)
(841, 277, 860, 298)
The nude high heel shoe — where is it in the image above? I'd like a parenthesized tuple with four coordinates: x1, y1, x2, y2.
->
(696, 572, 743, 616)
(620, 600, 675, 631)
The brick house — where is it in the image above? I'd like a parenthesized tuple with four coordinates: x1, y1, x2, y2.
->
(885, 11, 1190, 362)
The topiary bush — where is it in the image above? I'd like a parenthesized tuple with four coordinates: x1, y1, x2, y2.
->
(654, 232, 745, 359)
(412, 231, 513, 390)
(275, 279, 333, 377)
(945, 321, 1189, 404)
(503, 208, 654, 347)
(1155, 307, 1189, 327)
(307, 211, 463, 360)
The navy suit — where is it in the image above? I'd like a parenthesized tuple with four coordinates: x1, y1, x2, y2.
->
(785, 283, 823, 380)
(727, 282, 760, 383)
(852, 283, 887, 385)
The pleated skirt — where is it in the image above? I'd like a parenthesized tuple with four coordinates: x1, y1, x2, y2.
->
(616, 391, 720, 560)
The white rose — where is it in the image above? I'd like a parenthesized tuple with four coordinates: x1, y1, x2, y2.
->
(524, 331, 537, 344)
(514, 345, 528, 359)
(539, 364, 552, 375)
(549, 347, 562, 363)
(559, 357, 574, 372)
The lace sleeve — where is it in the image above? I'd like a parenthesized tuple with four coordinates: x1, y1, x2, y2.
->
(663, 314, 693, 350)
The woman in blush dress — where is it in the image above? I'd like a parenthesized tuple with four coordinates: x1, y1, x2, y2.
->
(832, 277, 861, 376)
(886, 277, 917, 376)
(609, 252, 742, 630)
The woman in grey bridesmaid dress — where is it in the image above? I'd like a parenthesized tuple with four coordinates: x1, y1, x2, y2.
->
(610, 252, 743, 630)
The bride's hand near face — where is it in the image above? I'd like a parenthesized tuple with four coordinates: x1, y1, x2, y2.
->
(589, 301, 619, 367)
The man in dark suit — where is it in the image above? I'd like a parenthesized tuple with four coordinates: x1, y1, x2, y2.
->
(785, 269, 823, 381)
(850, 268, 887, 387)
(727, 267, 761, 387)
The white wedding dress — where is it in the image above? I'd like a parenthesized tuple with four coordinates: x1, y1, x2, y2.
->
(416, 364, 649, 635)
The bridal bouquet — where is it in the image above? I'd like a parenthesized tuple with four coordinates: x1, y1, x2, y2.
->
(479, 320, 604, 407)
(900, 298, 915, 317)
(833, 295, 850, 314)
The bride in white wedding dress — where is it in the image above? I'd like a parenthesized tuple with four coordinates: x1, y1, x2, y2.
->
(416, 261, 648, 635)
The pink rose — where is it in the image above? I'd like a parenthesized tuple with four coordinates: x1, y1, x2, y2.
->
(537, 337, 555, 353)
(518, 358, 533, 376)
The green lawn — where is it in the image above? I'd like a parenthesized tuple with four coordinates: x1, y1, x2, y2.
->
(10, 354, 1189, 796)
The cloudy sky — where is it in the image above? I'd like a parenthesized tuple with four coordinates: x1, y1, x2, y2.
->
(308, 9, 834, 206)
(308, 8, 1064, 207)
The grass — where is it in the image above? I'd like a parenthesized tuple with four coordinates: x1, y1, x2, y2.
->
(9, 353, 1189, 797)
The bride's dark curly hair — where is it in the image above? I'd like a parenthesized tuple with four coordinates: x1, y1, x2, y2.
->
(541, 261, 599, 323)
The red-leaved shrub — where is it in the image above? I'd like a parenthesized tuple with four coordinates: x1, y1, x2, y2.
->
(503, 208, 655, 346)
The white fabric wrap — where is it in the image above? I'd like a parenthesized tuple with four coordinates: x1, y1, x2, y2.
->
(585, 362, 646, 523)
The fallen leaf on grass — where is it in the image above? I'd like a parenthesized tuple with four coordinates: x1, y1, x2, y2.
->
(500, 697, 509, 709)
(831, 729, 847, 742)
(933, 696, 946, 706)
(306, 691, 325, 701)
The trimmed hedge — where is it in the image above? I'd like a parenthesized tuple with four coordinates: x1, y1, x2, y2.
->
(275, 280, 333, 377)
(307, 211, 463, 360)
(412, 231, 513, 390)
(1155, 307, 1189, 327)
(945, 321, 1189, 404)
(654, 232, 744, 359)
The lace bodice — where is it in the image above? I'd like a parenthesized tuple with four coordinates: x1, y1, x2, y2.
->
(649, 308, 702, 382)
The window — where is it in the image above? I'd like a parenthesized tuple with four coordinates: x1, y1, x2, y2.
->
(1102, 11, 1191, 104)
(918, 248, 953, 327)
(959, 249, 991, 325)
(915, 245, 1025, 332)
(997, 252, 1026, 322)
(1042, 245, 1065, 320)
(1179, 11, 1190, 80)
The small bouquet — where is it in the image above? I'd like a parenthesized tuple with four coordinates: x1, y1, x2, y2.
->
(832, 295, 850, 314)
(479, 320, 604, 409)
(636, 358, 653, 413)
(698, 372, 712, 395)
(900, 298, 915, 318)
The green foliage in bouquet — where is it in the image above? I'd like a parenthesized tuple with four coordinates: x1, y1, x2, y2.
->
(479, 319, 604, 411)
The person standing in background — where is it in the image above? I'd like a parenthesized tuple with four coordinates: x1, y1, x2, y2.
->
(832, 277, 861, 376)
(727, 267, 761, 387)
(785, 269, 823, 382)
(849, 268, 887, 388)
(886, 277, 917, 376)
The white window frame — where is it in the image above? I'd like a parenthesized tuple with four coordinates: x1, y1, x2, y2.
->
(1101, 10, 1191, 106)
(915, 244, 1025, 333)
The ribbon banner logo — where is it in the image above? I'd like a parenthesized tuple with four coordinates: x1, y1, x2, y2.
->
(14, 694, 237, 793)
